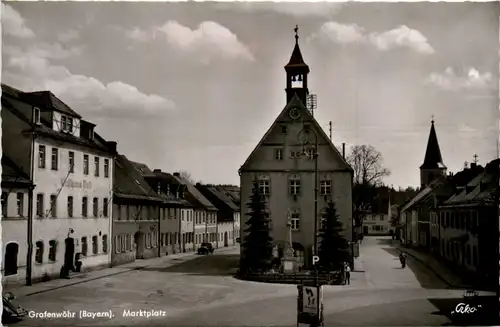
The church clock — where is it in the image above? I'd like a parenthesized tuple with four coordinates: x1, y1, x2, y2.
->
(289, 107, 301, 120)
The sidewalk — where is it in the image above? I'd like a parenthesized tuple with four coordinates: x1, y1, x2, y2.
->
(3, 245, 239, 298)
(391, 242, 473, 289)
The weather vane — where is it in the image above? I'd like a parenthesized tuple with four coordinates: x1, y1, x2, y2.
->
(431, 114, 434, 123)
(473, 154, 479, 164)
(294, 25, 299, 43)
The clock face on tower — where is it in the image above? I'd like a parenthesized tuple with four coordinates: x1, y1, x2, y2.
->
(289, 107, 301, 120)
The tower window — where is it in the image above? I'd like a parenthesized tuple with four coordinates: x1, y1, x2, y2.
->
(275, 149, 283, 160)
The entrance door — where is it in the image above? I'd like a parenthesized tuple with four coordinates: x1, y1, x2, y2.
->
(363, 226, 369, 235)
(64, 237, 75, 271)
(134, 232, 144, 259)
(224, 232, 228, 247)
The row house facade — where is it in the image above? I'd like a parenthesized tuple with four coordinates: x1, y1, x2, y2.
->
(1, 156, 34, 285)
(171, 173, 218, 247)
(435, 159, 498, 288)
(239, 29, 353, 270)
(2, 84, 115, 284)
(137, 167, 196, 254)
(195, 184, 241, 248)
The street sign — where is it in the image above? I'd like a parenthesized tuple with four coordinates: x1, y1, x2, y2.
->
(312, 255, 320, 265)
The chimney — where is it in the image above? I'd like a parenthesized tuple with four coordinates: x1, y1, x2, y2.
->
(153, 169, 161, 173)
(106, 141, 117, 154)
(173, 172, 180, 177)
(342, 143, 345, 159)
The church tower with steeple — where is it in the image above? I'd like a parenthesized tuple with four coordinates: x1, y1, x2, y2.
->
(420, 119, 447, 187)
(285, 25, 310, 106)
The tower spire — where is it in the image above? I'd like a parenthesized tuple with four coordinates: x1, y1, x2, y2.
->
(420, 118, 447, 187)
(285, 25, 310, 105)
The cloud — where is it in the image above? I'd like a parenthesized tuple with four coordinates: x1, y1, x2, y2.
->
(215, 2, 345, 17)
(58, 29, 80, 42)
(309, 22, 434, 54)
(425, 67, 493, 91)
(1, 3, 35, 38)
(5, 53, 175, 119)
(4, 43, 84, 60)
(126, 21, 254, 63)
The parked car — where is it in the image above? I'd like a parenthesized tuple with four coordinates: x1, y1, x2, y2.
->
(198, 242, 214, 255)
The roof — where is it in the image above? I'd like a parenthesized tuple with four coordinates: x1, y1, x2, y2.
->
(24, 90, 82, 118)
(442, 159, 498, 207)
(217, 185, 240, 207)
(197, 184, 239, 212)
(1, 155, 31, 185)
(130, 161, 153, 175)
(420, 120, 446, 169)
(285, 29, 309, 71)
(113, 155, 164, 202)
(240, 93, 352, 173)
(172, 174, 217, 211)
(2, 84, 111, 155)
(400, 185, 434, 213)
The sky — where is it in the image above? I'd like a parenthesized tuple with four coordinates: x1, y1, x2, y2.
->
(2, 2, 499, 188)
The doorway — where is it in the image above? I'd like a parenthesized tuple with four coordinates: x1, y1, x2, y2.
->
(134, 232, 144, 259)
(363, 226, 369, 235)
(64, 237, 75, 272)
(224, 232, 228, 247)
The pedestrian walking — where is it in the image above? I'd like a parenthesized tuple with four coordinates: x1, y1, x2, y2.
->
(344, 262, 351, 285)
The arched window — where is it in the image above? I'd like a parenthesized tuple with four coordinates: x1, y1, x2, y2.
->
(35, 241, 44, 263)
(48, 240, 57, 261)
(4, 243, 19, 275)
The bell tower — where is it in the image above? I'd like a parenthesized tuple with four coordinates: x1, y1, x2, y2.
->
(285, 25, 310, 106)
(420, 118, 447, 187)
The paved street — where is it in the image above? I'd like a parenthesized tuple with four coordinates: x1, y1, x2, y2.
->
(13, 237, 492, 326)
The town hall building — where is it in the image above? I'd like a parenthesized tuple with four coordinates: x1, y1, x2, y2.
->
(239, 27, 353, 270)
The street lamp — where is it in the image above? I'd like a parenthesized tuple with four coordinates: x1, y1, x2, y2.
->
(297, 127, 319, 268)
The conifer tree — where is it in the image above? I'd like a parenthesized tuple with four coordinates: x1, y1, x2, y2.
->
(240, 181, 274, 273)
(317, 201, 350, 272)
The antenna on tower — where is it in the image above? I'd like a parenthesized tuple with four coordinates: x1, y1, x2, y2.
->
(306, 94, 317, 117)
(329, 121, 332, 141)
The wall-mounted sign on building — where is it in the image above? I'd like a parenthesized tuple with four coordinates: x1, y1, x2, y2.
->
(62, 179, 93, 190)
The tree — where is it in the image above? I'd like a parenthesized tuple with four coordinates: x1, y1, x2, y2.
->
(347, 145, 391, 228)
(178, 170, 196, 184)
(317, 201, 350, 272)
(240, 181, 274, 273)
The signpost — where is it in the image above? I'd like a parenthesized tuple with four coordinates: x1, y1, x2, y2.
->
(297, 284, 324, 326)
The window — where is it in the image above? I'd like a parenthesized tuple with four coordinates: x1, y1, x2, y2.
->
(380, 214, 384, 221)
(320, 180, 332, 195)
(1, 192, 8, 218)
(35, 241, 44, 263)
(81, 237, 87, 256)
(38, 145, 46, 168)
(289, 179, 301, 195)
(103, 198, 108, 217)
(372, 215, 376, 221)
(281, 125, 287, 134)
(68, 151, 75, 173)
(51, 148, 58, 170)
(104, 159, 109, 178)
(290, 213, 300, 230)
(306, 148, 316, 160)
(33, 107, 40, 124)
(258, 180, 270, 195)
(275, 149, 283, 160)
(4, 243, 19, 275)
(67, 118, 73, 133)
(36, 194, 44, 217)
(83, 155, 89, 175)
(48, 240, 57, 261)
(50, 194, 57, 217)
(92, 235, 98, 254)
(94, 157, 100, 177)
(16, 193, 24, 217)
(61, 115, 67, 131)
(67, 196, 73, 218)
(82, 197, 88, 217)
(93, 198, 98, 217)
